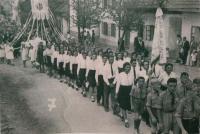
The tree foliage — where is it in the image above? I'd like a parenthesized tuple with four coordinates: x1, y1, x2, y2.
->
(71, 0, 102, 29)
(18, 0, 69, 24)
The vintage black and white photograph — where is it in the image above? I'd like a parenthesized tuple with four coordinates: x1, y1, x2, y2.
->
(0, 0, 200, 134)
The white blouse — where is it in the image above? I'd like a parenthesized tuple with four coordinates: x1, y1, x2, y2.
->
(77, 56, 87, 74)
(57, 54, 65, 67)
(116, 72, 134, 94)
(158, 71, 177, 85)
(124, 57, 131, 63)
(117, 59, 125, 69)
(103, 61, 118, 85)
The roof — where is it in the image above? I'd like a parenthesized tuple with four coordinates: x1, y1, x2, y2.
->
(129, 0, 200, 12)
(166, 0, 200, 12)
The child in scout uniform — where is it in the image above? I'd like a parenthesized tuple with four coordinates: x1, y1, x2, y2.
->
(130, 76, 147, 134)
(193, 78, 200, 134)
(146, 78, 163, 134)
(175, 84, 199, 134)
(160, 78, 180, 134)
(176, 72, 192, 100)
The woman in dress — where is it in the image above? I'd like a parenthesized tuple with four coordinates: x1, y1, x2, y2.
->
(0, 41, 5, 64)
(116, 62, 134, 128)
(37, 42, 45, 73)
(21, 41, 29, 67)
(5, 41, 14, 65)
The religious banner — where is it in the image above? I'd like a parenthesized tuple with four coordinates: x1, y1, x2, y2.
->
(151, 7, 167, 65)
(31, 0, 49, 20)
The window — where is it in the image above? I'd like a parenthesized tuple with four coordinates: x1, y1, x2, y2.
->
(145, 25, 154, 41)
(191, 26, 200, 42)
(111, 23, 116, 37)
(103, 0, 108, 8)
(102, 22, 108, 35)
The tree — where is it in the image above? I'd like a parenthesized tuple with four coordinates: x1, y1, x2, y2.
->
(71, 0, 102, 42)
(18, 0, 70, 26)
(102, 0, 144, 50)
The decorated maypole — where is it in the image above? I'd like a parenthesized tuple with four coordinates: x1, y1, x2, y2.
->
(11, 0, 67, 46)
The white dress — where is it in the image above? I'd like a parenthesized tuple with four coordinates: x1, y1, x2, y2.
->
(21, 42, 29, 61)
(0, 44, 5, 58)
(5, 45, 14, 60)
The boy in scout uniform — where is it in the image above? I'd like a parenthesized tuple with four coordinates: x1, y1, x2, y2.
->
(193, 78, 200, 133)
(160, 78, 180, 134)
(130, 77, 147, 134)
(175, 82, 199, 134)
(146, 78, 163, 134)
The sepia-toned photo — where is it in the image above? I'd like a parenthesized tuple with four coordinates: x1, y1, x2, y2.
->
(0, 0, 200, 134)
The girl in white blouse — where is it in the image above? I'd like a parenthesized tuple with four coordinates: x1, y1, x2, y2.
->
(86, 52, 98, 102)
(57, 48, 65, 80)
(70, 50, 79, 90)
(63, 49, 70, 84)
(52, 46, 59, 78)
(77, 51, 87, 96)
(116, 62, 134, 128)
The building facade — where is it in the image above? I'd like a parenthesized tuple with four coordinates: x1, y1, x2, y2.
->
(99, 0, 200, 52)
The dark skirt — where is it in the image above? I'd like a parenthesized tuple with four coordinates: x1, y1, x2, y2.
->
(65, 62, 70, 77)
(72, 64, 78, 80)
(118, 67, 123, 73)
(182, 118, 199, 133)
(117, 85, 132, 110)
(46, 56, 52, 67)
(78, 68, 86, 86)
(53, 58, 57, 70)
(87, 70, 96, 87)
(58, 62, 64, 76)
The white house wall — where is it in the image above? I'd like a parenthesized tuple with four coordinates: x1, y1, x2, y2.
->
(182, 13, 200, 41)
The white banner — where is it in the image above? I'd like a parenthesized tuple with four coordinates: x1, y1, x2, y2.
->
(151, 8, 167, 64)
(31, 0, 49, 20)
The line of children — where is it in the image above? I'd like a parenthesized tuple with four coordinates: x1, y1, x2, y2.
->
(9, 39, 200, 134)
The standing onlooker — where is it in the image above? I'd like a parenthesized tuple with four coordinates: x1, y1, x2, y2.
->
(197, 43, 200, 67)
(176, 35, 182, 63)
(134, 36, 148, 57)
(181, 37, 190, 65)
(91, 30, 95, 46)
(191, 50, 198, 66)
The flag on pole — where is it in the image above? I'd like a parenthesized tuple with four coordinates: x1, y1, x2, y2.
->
(31, 0, 49, 20)
(151, 7, 167, 65)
